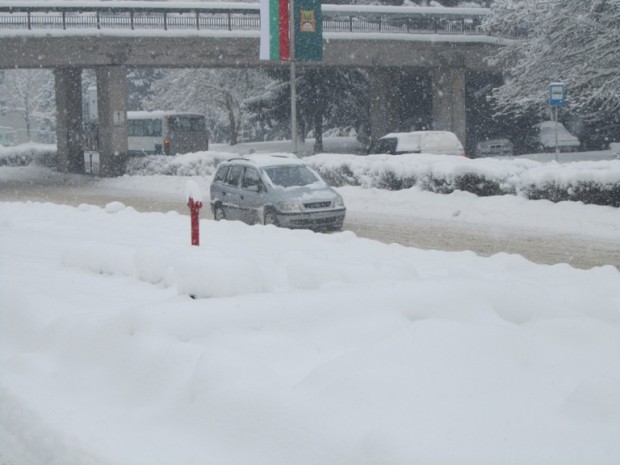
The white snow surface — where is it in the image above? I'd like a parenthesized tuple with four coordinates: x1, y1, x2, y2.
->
(1, 150, 620, 465)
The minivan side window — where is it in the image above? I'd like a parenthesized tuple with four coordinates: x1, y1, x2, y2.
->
(214, 165, 229, 182)
(241, 168, 262, 190)
(226, 165, 244, 187)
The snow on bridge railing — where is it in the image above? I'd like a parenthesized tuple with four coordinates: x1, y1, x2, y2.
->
(0, 1, 490, 36)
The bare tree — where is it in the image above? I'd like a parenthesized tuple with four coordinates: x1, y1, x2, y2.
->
(0, 69, 55, 141)
(147, 68, 272, 145)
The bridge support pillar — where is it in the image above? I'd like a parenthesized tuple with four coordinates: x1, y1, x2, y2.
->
(431, 67, 466, 145)
(369, 68, 400, 141)
(96, 66, 128, 177)
(54, 68, 84, 173)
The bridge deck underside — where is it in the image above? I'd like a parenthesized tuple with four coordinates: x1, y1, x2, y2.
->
(0, 35, 497, 70)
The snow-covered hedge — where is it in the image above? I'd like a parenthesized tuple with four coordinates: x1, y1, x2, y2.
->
(0, 143, 56, 167)
(126, 151, 231, 177)
(305, 154, 620, 207)
(4, 146, 620, 207)
(125, 151, 620, 208)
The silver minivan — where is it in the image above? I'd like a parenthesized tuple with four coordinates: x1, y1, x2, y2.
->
(210, 155, 346, 232)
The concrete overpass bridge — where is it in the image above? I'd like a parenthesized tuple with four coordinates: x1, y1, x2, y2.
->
(0, 1, 505, 175)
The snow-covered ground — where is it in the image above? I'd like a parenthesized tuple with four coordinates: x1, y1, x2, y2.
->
(1, 149, 620, 465)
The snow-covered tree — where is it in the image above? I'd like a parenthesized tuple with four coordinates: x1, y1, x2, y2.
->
(127, 69, 164, 111)
(0, 69, 55, 141)
(147, 68, 272, 145)
(484, 0, 620, 121)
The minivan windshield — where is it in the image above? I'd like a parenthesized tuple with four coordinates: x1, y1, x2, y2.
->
(263, 165, 319, 187)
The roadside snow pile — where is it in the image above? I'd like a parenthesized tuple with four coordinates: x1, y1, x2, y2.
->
(0, 143, 56, 167)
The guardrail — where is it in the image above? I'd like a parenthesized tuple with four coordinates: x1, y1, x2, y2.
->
(0, 1, 489, 36)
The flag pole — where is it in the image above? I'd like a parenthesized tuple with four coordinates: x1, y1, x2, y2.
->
(289, 0, 298, 155)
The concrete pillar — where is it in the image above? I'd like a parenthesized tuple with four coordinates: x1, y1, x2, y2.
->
(431, 67, 466, 145)
(54, 68, 84, 173)
(369, 68, 401, 141)
(96, 66, 128, 177)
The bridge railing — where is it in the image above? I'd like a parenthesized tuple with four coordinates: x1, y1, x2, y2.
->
(0, 2, 490, 36)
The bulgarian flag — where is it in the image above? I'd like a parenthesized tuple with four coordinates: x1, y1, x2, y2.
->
(260, 0, 290, 61)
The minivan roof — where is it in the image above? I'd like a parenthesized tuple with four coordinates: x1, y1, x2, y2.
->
(222, 154, 302, 168)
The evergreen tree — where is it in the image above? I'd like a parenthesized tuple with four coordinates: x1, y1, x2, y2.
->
(245, 67, 368, 153)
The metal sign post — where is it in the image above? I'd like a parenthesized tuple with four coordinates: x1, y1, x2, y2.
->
(548, 82, 566, 161)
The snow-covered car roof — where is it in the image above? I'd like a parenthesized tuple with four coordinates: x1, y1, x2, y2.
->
(222, 154, 303, 168)
(380, 130, 462, 152)
(127, 111, 203, 119)
(534, 121, 580, 147)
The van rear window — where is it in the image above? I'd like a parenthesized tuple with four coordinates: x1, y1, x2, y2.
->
(369, 138, 398, 155)
(168, 116, 206, 132)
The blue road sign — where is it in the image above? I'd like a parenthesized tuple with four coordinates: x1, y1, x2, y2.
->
(549, 82, 566, 106)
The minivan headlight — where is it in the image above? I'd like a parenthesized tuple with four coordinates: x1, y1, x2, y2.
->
(334, 196, 345, 208)
(278, 202, 302, 212)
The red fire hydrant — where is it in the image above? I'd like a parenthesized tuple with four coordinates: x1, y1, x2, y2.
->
(187, 197, 203, 246)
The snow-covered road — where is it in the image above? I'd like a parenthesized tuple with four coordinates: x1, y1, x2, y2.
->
(2, 167, 618, 270)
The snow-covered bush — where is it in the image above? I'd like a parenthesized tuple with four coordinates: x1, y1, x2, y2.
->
(523, 180, 620, 207)
(0, 143, 56, 167)
(125, 151, 232, 176)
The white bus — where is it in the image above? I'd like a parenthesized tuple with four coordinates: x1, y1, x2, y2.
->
(127, 111, 209, 156)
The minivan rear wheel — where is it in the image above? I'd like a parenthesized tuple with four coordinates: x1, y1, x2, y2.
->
(214, 205, 225, 221)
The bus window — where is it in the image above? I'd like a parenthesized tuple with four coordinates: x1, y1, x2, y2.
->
(128, 119, 162, 137)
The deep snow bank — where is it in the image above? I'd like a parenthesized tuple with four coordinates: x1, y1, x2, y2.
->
(1, 201, 620, 465)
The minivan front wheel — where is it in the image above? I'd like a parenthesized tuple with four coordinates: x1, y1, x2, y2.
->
(214, 205, 225, 221)
(264, 210, 279, 227)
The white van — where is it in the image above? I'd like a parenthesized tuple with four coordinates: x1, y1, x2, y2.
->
(369, 130, 466, 157)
